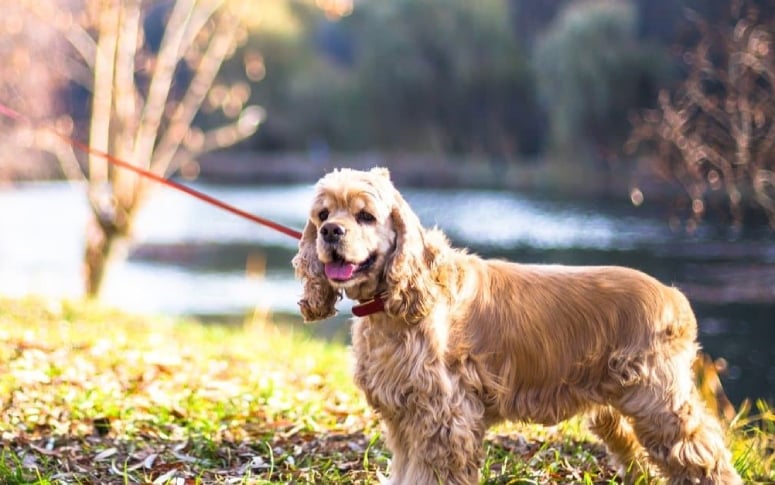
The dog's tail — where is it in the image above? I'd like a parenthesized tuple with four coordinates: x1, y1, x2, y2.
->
(667, 286, 699, 345)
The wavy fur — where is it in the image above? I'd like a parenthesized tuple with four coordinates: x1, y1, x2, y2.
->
(292, 219, 339, 321)
(295, 168, 742, 485)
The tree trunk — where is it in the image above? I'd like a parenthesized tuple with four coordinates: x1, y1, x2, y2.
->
(83, 212, 125, 298)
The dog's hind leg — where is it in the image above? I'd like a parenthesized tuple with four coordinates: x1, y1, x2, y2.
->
(588, 406, 651, 483)
(617, 361, 742, 484)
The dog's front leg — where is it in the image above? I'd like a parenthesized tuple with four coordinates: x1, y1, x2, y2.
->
(403, 423, 483, 485)
(381, 421, 409, 485)
(384, 394, 485, 485)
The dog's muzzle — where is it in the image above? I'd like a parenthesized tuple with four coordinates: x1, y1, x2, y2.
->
(320, 222, 345, 245)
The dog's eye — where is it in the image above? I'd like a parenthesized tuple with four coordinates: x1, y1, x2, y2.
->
(356, 210, 376, 224)
(318, 209, 329, 221)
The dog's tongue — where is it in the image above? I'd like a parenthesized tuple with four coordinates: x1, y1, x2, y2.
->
(325, 260, 357, 280)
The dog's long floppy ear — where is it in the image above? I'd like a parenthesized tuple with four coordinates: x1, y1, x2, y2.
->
(292, 219, 339, 322)
(383, 190, 438, 324)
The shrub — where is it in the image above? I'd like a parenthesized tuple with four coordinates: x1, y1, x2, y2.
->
(534, 0, 667, 161)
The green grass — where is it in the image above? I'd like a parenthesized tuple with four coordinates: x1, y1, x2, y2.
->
(0, 297, 772, 484)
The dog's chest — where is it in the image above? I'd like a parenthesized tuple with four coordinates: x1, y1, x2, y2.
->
(351, 318, 449, 415)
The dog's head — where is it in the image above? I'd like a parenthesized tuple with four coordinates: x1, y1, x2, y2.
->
(293, 167, 438, 323)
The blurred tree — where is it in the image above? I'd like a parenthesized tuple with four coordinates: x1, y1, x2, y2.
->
(533, 0, 667, 163)
(6, 0, 263, 296)
(244, 0, 544, 159)
(628, 1, 775, 230)
(349, 0, 544, 158)
(0, 1, 69, 180)
(237, 1, 363, 152)
(508, 0, 570, 50)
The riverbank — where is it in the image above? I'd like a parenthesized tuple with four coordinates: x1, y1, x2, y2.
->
(5, 148, 768, 226)
(0, 147, 713, 211)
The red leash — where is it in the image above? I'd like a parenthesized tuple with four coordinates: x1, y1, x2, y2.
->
(0, 103, 303, 241)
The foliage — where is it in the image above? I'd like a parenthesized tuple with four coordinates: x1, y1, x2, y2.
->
(244, 0, 544, 158)
(726, 399, 775, 480)
(1, 297, 773, 484)
(348, 0, 543, 157)
(628, 1, 775, 230)
(533, 0, 668, 160)
(233, 0, 365, 153)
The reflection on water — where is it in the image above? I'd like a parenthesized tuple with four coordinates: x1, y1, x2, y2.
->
(407, 190, 669, 249)
(0, 181, 773, 405)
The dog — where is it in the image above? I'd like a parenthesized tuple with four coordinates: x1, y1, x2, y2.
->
(293, 167, 742, 484)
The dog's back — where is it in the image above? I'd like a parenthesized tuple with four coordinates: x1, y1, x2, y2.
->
(447, 259, 700, 424)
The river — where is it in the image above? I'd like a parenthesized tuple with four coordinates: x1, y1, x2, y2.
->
(1, 181, 773, 405)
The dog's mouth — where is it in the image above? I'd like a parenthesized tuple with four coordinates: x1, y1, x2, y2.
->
(324, 252, 377, 282)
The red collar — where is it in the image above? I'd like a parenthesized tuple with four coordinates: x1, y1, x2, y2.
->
(352, 294, 385, 317)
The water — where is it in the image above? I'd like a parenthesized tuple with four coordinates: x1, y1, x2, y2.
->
(0, 181, 773, 405)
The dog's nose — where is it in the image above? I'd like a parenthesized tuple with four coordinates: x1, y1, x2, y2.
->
(320, 222, 345, 244)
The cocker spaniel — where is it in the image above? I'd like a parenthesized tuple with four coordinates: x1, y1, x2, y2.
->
(293, 167, 741, 485)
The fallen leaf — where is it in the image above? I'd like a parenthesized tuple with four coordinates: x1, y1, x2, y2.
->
(21, 452, 38, 469)
(94, 447, 118, 461)
(152, 468, 178, 484)
(143, 452, 159, 469)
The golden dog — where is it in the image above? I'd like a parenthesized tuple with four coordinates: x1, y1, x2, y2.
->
(293, 167, 741, 484)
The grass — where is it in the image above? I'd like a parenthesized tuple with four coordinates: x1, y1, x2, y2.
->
(0, 296, 772, 484)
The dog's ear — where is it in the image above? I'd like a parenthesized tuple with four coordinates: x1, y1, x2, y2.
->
(370, 166, 391, 180)
(383, 191, 437, 324)
(292, 219, 339, 322)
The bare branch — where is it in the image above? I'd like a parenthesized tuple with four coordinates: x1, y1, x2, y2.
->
(131, 0, 197, 170)
(163, 106, 264, 179)
(47, 135, 87, 183)
(88, 1, 119, 186)
(753, 170, 775, 217)
(177, 0, 226, 60)
(150, 6, 241, 176)
(63, 22, 97, 70)
(112, 0, 142, 208)
(61, 56, 95, 91)
(628, 2, 775, 227)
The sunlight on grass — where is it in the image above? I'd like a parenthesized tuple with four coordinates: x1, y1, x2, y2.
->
(0, 297, 377, 483)
(0, 296, 772, 484)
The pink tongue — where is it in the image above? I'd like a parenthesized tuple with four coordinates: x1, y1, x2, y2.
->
(325, 261, 357, 280)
